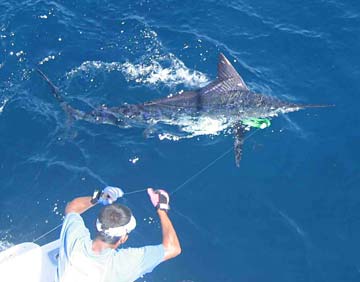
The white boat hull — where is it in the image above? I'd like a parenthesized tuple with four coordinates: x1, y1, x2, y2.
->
(0, 240, 59, 282)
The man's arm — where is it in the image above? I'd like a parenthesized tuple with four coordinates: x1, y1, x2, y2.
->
(65, 186, 124, 215)
(157, 209, 181, 261)
(65, 196, 95, 215)
(147, 188, 181, 261)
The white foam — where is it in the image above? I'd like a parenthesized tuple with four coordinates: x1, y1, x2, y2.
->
(66, 21, 209, 88)
(39, 55, 56, 65)
(180, 116, 228, 135)
(0, 240, 13, 251)
(158, 116, 230, 141)
(121, 55, 209, 88)
(0, 98, 8, 113)
(15, 50, 25, 57)
(65, 61, 122, 78)
(66, 54, 208, 89)
(129, 156, 140, 164)
(158, 133, 181, 141)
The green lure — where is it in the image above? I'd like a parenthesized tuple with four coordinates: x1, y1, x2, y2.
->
(242, 118, 271, 129)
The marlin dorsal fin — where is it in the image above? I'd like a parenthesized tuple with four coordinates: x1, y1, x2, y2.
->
(217, 53, 248, 90)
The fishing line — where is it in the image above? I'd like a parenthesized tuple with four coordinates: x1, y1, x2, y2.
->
(123, 127, 262, 196)
(170, 146, 233, 195)
(33, 223, 63, 243)
(32, 128, 262, 242)
(124, 188, 148, 195)
(170, 127, 261, 195)
(123, 129, 262, 196)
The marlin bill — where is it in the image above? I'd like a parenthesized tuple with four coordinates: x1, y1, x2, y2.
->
(37, 53, 332, 166)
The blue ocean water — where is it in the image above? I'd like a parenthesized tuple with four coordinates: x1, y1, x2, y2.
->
(1, 0, 360, 281)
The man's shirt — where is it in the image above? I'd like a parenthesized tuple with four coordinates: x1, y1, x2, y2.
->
(55, 213, 164, 282)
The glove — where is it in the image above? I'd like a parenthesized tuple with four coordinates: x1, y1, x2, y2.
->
(147, 188, 170, 211)
(98, 186, 124, 205)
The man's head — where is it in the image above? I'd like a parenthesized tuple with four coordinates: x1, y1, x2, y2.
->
(95, 203, 136, 247)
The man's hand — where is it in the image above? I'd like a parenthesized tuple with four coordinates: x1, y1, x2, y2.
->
(98, 186, 124, 205)
(147, 188, 170, 211)
(147, 188, 180, 260)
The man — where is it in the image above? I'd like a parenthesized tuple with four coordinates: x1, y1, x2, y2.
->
(55, 186, 181, 282)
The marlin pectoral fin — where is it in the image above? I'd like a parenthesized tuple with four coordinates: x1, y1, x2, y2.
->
(233, 122, 247, 167)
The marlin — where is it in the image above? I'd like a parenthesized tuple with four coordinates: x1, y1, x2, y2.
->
(37, 53, 330, 166)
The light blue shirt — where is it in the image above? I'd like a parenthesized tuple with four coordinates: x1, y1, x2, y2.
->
(55, 213, 164, 282)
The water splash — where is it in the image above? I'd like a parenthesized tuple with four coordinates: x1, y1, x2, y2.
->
(121, 54, 209, 88)
(0, 240, 13, 252)
(65, 61, 122, 78)
(129, 156, 140, 164)
(66, 20, 208, 89)
(155, 116, 230, 141)
(66, 53, 208, 89)
(0, 98, 8, 113)
(38, 54, 56, 65)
